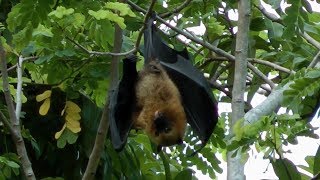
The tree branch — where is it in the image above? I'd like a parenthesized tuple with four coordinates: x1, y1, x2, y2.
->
(134, 0, 157, 52)
(0, 40, 36, 180)
(250, 58, 294, 74)
(66, 36, 136, 57)
(309, 51, 320, 68)
(82, 24, 123, 180)
(159, 0, 192, 18)
(15, 56, 23, 120)
(0, 110, 16, 137)
(227, 0, 250, 179)
(203, 57, 293, 74)
(0, 56, 37, 77)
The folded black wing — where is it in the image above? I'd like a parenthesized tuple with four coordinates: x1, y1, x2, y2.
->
(144, 18, 219, 144)
(109, 55, 138, 151)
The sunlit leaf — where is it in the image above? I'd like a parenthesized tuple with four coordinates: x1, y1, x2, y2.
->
(55, 124, 66, 139)
(36, 90, 52, 102)
(105, 2, 136, 17)
(88, 10, 126, 29)
(32, 24, 53, 37)
(65, 113, 81, 122)
(66, 101, 81, 113)
(39, 98, 51, 116)
(48, 6, 74, 19)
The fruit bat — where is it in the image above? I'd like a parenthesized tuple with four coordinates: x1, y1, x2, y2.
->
(109, 17, 219, 152)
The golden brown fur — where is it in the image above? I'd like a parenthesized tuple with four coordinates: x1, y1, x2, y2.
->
(133, 60, 186, 147)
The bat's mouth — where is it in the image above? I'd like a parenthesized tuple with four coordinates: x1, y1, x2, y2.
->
(154, 111, 173, 136)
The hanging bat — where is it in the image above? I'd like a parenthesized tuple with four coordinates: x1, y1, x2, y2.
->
(109, 17, 218, 152)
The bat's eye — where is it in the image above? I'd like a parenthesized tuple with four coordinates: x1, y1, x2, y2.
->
(164, 127, 171, 133)
(150, 65, 160, 73)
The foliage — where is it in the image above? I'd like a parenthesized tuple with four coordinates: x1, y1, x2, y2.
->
(0, 0, 320, 179)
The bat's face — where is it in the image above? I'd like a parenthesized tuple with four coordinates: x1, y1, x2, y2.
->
(150, 109, 186, 147)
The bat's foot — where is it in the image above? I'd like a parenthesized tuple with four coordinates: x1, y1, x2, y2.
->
(124, 54, 138, 63)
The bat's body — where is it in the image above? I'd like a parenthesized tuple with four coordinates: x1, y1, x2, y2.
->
(110, 17, 218, 153)
(133, 60, 186, 147)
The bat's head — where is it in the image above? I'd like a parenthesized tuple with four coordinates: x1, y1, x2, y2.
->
(149, 105, 186, 147)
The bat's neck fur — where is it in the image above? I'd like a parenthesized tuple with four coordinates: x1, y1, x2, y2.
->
(133, 60, 187, 147)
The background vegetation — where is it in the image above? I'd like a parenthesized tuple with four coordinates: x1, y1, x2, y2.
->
(0, 0, 320, 179)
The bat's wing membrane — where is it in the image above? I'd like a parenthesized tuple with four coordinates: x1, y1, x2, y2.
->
(110, 55, 138, 151)
(144, 18, 219, 144)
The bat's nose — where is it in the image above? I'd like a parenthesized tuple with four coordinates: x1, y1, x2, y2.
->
(177, 138, 183, 145)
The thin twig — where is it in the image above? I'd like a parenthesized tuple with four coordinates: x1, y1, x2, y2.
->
(248, 63, 275, 89)
(66, 37, 136, 57)
(250, 58, 294, 74)
(134, 0, 157, 51)
(203, 57, 293, 74)
(209, 81, 232, 97)
(15, 56, 23, 120)
(0, 56, 37, 77)
(159, 0, 192, 18)
(309, 51, 320, 68)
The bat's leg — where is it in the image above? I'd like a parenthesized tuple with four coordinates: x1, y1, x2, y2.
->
(122, 54, 138, 79)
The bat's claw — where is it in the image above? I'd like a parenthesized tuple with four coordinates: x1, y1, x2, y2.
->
(124, 54, 138, 63)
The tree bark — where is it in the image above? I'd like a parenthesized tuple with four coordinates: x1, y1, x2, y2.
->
(227, 0, 250, 180)
(0, 41, 36, 180)
(82, 24, 122, 180)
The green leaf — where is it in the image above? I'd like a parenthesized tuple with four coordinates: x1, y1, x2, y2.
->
(277, 114, 301, 121)
(35, 54, 54, 64)
(65, 129, 78, 144)
(55, 49, 76, 57)
(250, 17, 266, 31)
(272, 158, 301, 180)
(46, 61, 71, 84)
(0, 171, 5, 180)
(6, 161, 19, 169)
(12, 22, 33, 52)
(314, 145, 320, 174)
(72, 13, 86, 28)
(88, 20, 114, 50)
(57, 135, 67, 148)
(3, 166, 11, 178)
(88, 10, 126, 29)
(48, 6, 74, 19)
(32, 24, 54, 37)
(306, 70, 320, 79)
(21, 42, 37, 56)
(174, 169, 193, 180)
(105, 2, 136, 17)
(233, 118, 244, 141)
(6, 0, 53, 32)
